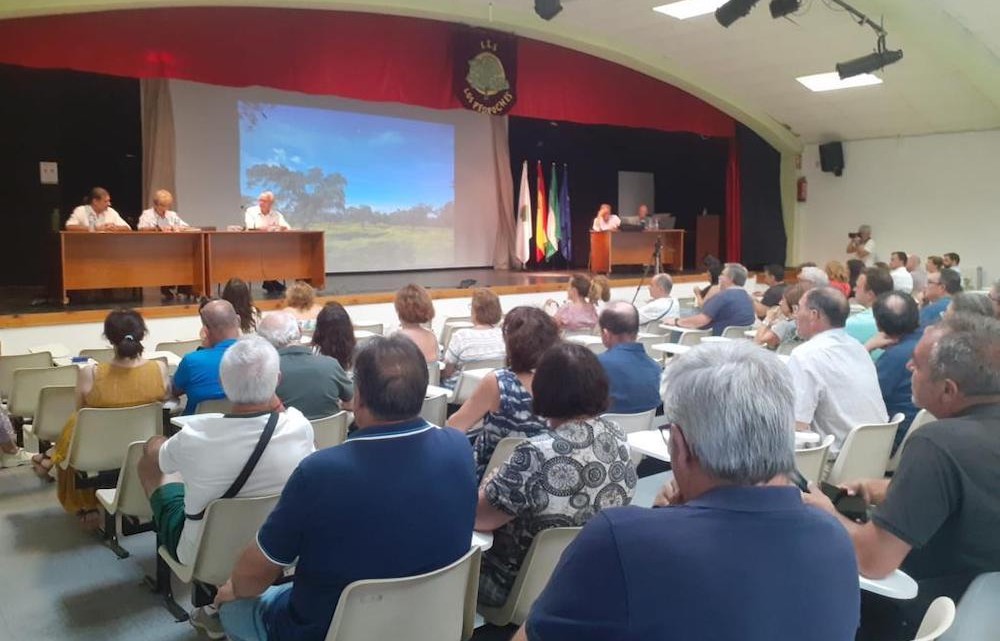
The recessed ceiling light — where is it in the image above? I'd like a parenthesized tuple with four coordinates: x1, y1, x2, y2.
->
(796, 71, 883, 92)
(653, 0, 728, 20)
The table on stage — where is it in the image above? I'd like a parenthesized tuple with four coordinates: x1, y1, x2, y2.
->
(590, 230, 685, 274)
(204, 231, 325, 290)
(59, 230, 326, 300)
(60, 231, 206, 301)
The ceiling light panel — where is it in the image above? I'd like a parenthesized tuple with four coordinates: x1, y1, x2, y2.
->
(796, 71, 883, 92)
(653, 0, 728, 20)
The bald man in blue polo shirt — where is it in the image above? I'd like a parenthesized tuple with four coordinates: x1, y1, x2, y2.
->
(596, 301, 661, 414)
(514, 342, 860, 641)
(216, 335, 477, 641)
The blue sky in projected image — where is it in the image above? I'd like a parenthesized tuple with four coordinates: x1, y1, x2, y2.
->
(239, 103, 454, 212)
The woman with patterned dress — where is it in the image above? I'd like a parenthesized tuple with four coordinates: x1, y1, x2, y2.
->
(473, 342, 636, 607)
(31, 310, 169, 527)
(448, 307, 561, 480)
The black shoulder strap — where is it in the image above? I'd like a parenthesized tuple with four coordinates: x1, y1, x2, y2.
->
(650, 298, 677, 323)
(186, 411, 280, 521)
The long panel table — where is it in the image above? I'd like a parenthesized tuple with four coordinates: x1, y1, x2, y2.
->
(590, 230, 685, 274)
(59, 230, 326, 301)
(60, 231, 206, 302)
(204, 231, 326, 291)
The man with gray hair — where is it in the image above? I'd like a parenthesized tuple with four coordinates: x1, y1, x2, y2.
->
(173, 299, 242, 415)
(636, 273, 679, 328)
(663, 263, 755, 336)
(846, 223, 876, 266)
(790, 287, 888, 452)
(138, 335, 315, 636)
(797, 265, 830, 288)
(514, 341, 860, 641)
(597, 301, 661, 414)
(805, 314, 1000, 638)
(906, 254, 927, 295)
(258, 312, 353, 420)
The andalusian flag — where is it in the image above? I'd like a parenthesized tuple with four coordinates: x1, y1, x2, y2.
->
(534, 161, 548, 263)
(545, 163, 560, 260)
(514, 161, 532, 268)
(559, 164, 572, 262)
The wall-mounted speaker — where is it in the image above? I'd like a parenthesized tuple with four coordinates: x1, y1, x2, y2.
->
(535, 0, 563, 20)
(819, 141, 845, 177)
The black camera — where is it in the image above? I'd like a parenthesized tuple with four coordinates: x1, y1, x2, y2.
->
(848, 232, 860, 239)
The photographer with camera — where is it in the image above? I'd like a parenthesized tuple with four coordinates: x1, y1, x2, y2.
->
(846, 224, 876, 267)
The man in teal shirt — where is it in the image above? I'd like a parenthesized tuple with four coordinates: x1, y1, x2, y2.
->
(845, 266, 893, 360)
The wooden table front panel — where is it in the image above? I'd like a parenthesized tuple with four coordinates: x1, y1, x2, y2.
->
(590, 230, 685, 273)
(205, 231, 326, 290)
(60, 232, 206, 297)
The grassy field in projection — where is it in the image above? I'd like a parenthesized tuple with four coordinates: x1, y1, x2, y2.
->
(309, 221, 455, 272)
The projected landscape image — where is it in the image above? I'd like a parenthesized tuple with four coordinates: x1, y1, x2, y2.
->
(239, 102, 455, 272)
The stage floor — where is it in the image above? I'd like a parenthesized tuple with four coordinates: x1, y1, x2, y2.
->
(0, 266, 691, 320)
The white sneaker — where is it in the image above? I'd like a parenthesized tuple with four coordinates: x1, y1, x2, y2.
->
(189, 605, 226, 640)
(1, 449, 34, 468)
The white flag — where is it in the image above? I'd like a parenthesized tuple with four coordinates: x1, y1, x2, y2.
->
(515, 160, 533, 267)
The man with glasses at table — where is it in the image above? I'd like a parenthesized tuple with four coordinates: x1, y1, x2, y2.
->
(511, 341, 860, 641)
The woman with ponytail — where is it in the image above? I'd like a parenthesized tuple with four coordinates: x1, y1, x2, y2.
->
(32, 309, 170, 528)
(550, 273, 601, 332)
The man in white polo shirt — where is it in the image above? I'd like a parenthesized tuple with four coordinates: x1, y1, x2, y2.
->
(637, 273, 679, 329)
(65, 186, 131, 231)
(788, 287, 888, 453)
(889, 251, 914, 294)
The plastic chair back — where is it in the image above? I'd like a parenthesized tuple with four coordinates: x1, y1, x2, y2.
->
(29, 343, 70, 359)
(887, 409, 936, 473)
(28, 385, 77, 442)
(65, 402, 163, 473)
(427, 360, 442, 387)
(794, 434, 835, 484)
(637, 333, 665, 359)
(913, 597, 956, 641)
(678, 329, 712, 346)
(421, 391, 448, 427)
(191, 495, 281, 586)
(0, 352, 53, 400)
(940, 572, 1000, 641)
(79, 347, 116, 364)
(461, 357, 506, 371)
(826, 413, 903, 486)
(99, 441, 154, 519)
(483, 437, 528, 480)
(439, 317, 472, 346)
(479, 527, 581, 627)
(9, 365, 78, 419)
(313, 411, 350, 449)
(602, 410, 656, 435)
(154, 339, 202, 359)
(352, 322, 384, 336)
(721, 325, 755, 339)
(194, 397, 234, 414)
(451, 368, 495, 406)
(326, 547, 481, 641)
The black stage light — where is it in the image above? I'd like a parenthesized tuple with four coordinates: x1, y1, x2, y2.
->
(534, 0, 563, 21)
(769, 0, 800, 19)
(836, 48, 904, 79)
(715, 0, 760, 28)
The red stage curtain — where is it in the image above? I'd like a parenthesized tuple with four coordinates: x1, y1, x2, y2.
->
(0, 7, 733, 138)
(725, 136, 742, 263)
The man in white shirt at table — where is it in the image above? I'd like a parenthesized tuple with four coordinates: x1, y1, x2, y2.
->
(243, 190, 292, 293)
(788, 286, 888, 453)
(244, 191, 291, 231)
(138, 189, 192, 232)
(591, 203, 620, 232)
(65, 187, 131, 231)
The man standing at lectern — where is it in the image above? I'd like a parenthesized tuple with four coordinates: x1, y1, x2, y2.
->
(592, 203, 621, 231)
(244, 191, 292, 294)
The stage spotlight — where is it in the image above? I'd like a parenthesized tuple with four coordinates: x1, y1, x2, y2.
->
(836, 48, 903, 79)
(715, 0, 759, 27)
(534, 0, 563, 20)
(769, 0, 799, 19)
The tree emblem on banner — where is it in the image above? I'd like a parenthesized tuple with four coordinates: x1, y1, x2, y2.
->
(453, 27, 518, 115)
